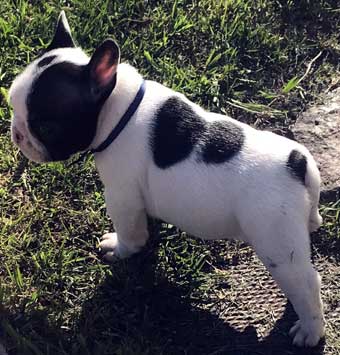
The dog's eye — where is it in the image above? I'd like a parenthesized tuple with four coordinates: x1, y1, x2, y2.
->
(38, 124, 53, 137)
(40, 122, 61, 139)
(30, 118, 60, 143)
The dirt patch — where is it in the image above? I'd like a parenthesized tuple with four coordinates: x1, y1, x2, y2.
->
(292, 83, 340, 201)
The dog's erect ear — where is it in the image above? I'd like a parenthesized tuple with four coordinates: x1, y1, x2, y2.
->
(87, 39, 120, 101)
(47, 11, 75, 51)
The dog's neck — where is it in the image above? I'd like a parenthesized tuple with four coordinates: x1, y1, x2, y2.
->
(90, 63, 143, 151)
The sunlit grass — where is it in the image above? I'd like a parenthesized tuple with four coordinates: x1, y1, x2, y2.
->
(0, 1, 339, 354)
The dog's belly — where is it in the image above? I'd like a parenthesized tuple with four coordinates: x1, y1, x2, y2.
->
(146, 163, 243, 240)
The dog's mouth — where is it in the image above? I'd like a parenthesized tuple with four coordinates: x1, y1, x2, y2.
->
(19, 142, 51, 163)
(11, 126, 52, 163)
(48, 150, 71, 162)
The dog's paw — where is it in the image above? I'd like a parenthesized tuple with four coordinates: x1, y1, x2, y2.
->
(99, 233, 135, 260)
(99, 233, 122, 261)
(289, 318, 325, 347)
(99, 233, 119, 261)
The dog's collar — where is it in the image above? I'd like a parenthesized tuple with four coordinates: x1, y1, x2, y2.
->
(91, 79, 146, 154)
(68, 79, 146, 166)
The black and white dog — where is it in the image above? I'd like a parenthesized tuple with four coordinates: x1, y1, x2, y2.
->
(9, 12, 325, 347)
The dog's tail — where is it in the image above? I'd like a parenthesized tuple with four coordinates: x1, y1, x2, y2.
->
(304, 153, 323, 232)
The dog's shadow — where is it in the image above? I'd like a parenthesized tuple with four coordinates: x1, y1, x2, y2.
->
(1, 222, 328, 355)
(74, 231, 326, 355)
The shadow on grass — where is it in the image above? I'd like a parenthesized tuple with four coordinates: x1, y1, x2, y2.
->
(0, 284, 326, 355)
(1, 223, 329, 355)
(72, 241, 326, 355)
(1, 257, 326, 355)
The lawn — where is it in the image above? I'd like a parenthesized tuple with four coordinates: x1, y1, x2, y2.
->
(0, 1, 339, 354)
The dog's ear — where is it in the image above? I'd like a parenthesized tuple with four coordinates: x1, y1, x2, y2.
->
(47, 11, 75, 51)
(87, 39, 120, 102)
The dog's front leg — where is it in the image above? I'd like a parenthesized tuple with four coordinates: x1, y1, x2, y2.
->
(99, 188, 149, 260)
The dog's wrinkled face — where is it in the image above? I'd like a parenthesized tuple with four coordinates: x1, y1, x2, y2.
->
(9, 11, 120, 162)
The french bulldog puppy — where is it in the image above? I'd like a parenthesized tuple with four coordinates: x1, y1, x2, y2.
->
(9, 12, 325, 347)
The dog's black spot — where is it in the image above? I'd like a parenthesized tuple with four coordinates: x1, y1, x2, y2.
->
(286, 149, 307, 185)
(151, 97, 244, 169)
(200, 121, 244, 164)
(151, 97, 206, 169)
(37, 55, 57, 68)
(27, 61, 109, 161)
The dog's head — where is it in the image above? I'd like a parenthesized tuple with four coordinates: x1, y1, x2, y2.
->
(9, 11, 120, 162)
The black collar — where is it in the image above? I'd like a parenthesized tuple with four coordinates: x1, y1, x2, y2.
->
(91, 79, 146, 153)
(68, 79, 146, 166)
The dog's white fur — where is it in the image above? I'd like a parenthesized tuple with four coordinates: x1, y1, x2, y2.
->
(9, 47, 325, 347)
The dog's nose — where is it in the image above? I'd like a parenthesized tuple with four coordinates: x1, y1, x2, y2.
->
(12, 126, 24, 145)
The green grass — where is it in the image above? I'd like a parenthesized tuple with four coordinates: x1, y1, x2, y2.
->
(0, 1, 340, 354)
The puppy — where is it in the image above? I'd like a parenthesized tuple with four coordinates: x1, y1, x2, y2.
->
(9, 12, 325, 347)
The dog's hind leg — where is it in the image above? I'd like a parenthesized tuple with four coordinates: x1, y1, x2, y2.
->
(265, 258, 324, 347)
(243, 218, 325, 347)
